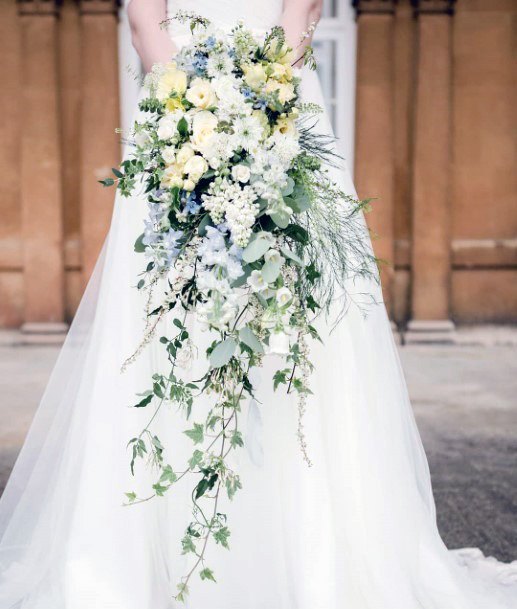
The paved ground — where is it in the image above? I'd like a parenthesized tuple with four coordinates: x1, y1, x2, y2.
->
(0, 340, 516, 561)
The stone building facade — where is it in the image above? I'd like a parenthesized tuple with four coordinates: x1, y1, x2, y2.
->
(0, 0, 515, 339)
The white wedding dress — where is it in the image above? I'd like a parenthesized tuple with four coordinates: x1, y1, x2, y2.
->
(1, 1, 516, 608)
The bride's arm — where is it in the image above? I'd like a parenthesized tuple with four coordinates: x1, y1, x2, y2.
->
(280, 0, 323, 65)
(127, 0, 176, 72)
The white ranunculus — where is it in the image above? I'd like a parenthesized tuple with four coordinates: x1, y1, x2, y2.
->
(276, 287, 292, 307)
(242, 63, 267, 91)
(186, 77, 218, 109)
(162, 146, 176, 164)
(231, 164, 251, 184)
(184, 155, 208, 182)
(268, 331, 291, 355)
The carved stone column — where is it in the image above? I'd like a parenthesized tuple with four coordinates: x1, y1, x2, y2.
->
(353, 0, 396, 317)
(406, 0, 456, 343)
(79, 0, 120, 282)
(17, 0, 67, 340)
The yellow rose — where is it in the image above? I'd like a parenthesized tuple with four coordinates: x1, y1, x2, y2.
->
(176, 143, 195, 167)
(242, 63, 267, 91)
(274, 117, 297, 137)
(186, 77, 217, 109)
(265, 80, 296, 105)
(156, 62, 187, 101)
(191, 111, 218, 152)
(184, 154, 209, 182)
(266, 43, 294, 66)
(270, 62, 293, 82)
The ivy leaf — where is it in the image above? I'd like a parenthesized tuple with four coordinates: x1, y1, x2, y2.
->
(213, 526, 231, 549)
(199, 568, 216, 582)
(305, 262, 321, 284)
(112, 167, 124, 178)
(195, 473, 218, 499)
(284, 223, 309, 245)
(159, 464, 177, 484)
(176, 583, 189, 601)
(98, 177, 115, 187)
(181, 534, 196, 555)
(188, 449, 204, 469)
(230, 430, 244, 449)
(125, 491, 137, 503)
(184, 423, 204, 445)
(273, 368, 290, 390)
(210, 338, 237, 368)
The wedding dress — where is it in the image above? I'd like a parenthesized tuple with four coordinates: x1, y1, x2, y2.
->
(0, 1, 516, 608)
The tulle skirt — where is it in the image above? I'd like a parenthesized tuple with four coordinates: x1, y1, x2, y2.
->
(0, 67, 516, 609)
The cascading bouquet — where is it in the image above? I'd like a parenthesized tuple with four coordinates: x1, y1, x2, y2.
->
(103, 12, 377, 601)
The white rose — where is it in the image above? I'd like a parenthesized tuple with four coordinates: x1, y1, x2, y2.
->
(191, 111, 218, 152)
(184, 155, 208, 182)
(157, 116, 177, 141)
(276, 287, 292, 307)
(268, 331, 291, 355)
(186, 78, 218, 109)
(176, 143, 195, 166)
(162, 146, 176, 164)
(231, 164, 251, 183)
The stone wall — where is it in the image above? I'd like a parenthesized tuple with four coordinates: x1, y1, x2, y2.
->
(0, 0, 515, 334)
(353, 0, 517, 338)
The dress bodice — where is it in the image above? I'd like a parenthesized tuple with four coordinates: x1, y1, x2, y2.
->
(167, 0, 284, 37)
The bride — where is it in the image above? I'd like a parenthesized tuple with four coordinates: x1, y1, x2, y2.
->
(0, 0, 516, 607)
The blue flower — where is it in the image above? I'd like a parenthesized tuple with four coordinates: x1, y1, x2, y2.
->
(242, 87, 254, 99)
(162, 229, 184, 263)
(254, 98, 267, 111)
(184, 192, 201, 215)
(192, 52, 208, 76)
(205, 36, 216, 50)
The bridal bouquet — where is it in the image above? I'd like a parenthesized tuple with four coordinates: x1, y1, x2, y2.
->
(103, 13, 376, 601)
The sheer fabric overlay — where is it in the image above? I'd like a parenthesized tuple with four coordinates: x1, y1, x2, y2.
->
(0, 2, 516, 607)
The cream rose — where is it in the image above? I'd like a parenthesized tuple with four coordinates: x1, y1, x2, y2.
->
(176, 143, 195, 166)
(191, 111, 218, 152)
(184, 155, 208, 182)
(156, 62, 188, 101)
(161, 163, 184, 189)
(186, 78, 217, 109)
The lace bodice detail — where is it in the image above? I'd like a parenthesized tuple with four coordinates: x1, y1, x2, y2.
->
(167, 0, 284, 37)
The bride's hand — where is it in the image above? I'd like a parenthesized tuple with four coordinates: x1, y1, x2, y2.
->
(281, 0, 323, 67)
(127, 0, 177, 73)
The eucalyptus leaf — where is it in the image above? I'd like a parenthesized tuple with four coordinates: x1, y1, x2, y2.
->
(239, 326, 264, 354)
(242, 235, 271, 263)
(210, 338, 237, 368)
(270, 210, 290, 229)
(261, 259, 281, 283)
(280, 246, 304, 266)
